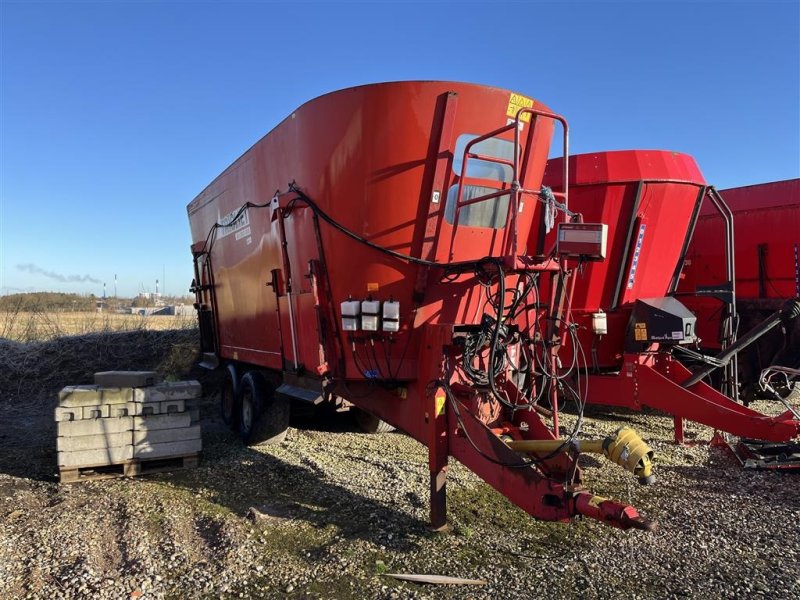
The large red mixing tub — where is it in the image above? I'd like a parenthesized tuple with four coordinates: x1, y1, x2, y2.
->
(540, 150, 706, 370)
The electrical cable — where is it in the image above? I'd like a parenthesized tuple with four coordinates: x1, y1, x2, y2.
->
(439, 381, 539, 468)
(286, 182, 499, 271)
(200, 182, 501, 275)
(369, 338, 388, 380)
(486, 262, 514, 409)
(349, 338, 373, 379)
(198, 200, 271, 257)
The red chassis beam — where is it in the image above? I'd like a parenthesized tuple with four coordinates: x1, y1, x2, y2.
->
(337, 324, 654, 531)
(587, 353, 800, 443)
(443, 387, 654, 530)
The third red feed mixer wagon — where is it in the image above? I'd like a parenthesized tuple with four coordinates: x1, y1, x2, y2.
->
(539, 153, 800, 466)
(188, 81, 657, 532)
(679, 178, 800, 400)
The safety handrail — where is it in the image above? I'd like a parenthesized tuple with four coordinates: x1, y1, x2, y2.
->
(447, 107, 570, 263)
(705, 186, 738, 398)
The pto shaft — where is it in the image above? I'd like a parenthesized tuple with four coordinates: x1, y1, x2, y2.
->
(506, 426, 655, 484)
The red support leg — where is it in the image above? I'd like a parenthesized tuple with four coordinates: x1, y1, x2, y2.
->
(673, 416, 684, 444)
(428, 386, 450, 532)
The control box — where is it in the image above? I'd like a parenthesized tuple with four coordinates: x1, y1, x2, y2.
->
(556, 223, 608, 260)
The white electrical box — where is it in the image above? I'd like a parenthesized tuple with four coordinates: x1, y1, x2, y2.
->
(361, 300, 381, 332)
(592, 310, 608, 335)
(341, 300, 361, 331)
(557, 223, 608, 260)
(382, 300, 400, 332)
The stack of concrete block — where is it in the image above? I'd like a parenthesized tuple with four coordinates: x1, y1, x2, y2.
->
(56, 371, 202, 481)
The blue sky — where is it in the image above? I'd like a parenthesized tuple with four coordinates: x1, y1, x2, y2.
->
(1, 0, 798, 298)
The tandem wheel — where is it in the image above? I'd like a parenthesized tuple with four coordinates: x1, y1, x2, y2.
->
(353, 408, 396, 434)
(221, 363, 240, 430)
(239, 371, 290, 445)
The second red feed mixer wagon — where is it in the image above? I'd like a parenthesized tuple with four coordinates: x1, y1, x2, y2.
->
(538, 152, 800, 464)
(187, 81, 658, 532)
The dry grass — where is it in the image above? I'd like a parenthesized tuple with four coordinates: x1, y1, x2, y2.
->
(0, 309, 200, 405)
(0, 310, 195, 342)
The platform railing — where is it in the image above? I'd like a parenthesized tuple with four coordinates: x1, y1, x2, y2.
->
(701, 186, 739, 398)
(447, 107, 570, 264)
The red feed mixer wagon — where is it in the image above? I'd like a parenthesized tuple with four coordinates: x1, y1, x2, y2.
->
(679, 178, 800, 398)
(187, 81, 657, 532)
(538, 152, 800, 464)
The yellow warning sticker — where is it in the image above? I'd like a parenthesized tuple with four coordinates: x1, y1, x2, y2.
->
(506, 93, 534, 122)
(435, 395, 446, 416)
(634, 323, 648, 342)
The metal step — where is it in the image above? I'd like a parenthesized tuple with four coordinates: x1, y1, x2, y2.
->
(733, 439, 800, 471)
(198, 352, 219, 370)
(276, 383, 323, 405)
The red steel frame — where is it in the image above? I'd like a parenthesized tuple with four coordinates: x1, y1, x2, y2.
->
(188, 83, 652, 531)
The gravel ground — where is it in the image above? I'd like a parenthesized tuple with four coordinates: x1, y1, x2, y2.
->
(1, 369, 798, 599)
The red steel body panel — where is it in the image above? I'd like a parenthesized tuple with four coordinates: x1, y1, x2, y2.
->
(539, 150, 706, 369)
(682, 178, 799, 299)
(188, 81, 554, 379)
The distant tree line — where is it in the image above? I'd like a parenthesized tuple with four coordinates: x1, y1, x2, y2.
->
(0, 292, 97, 312)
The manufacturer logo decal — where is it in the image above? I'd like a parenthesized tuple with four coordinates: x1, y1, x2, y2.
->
(626, 224, 646, 290)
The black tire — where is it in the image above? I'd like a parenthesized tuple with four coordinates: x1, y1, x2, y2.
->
(239, 371, 290, 446)
(221, 363, 240, 430)
(354, 408, 395, 434)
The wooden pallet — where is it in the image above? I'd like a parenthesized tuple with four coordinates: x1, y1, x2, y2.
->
(59, 453, 199, 483)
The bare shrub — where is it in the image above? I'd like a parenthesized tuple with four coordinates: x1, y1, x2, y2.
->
(0, 327, 200, 405)
(0, 308, 196, 343)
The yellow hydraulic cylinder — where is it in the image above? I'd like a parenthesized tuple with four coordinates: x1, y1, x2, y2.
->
(506, 426, 655, 485)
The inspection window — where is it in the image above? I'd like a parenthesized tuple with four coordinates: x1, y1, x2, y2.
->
(446, 134, 515, 229)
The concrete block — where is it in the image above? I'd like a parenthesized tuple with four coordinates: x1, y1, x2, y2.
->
(142, 403, 159, 416)
(128, 402, 162, 416)
(59, 386, 133, 407)
(55, 407, 84, 422)
(160, 399, 185, 414)
(188, 408, 200, 423)
(58, 417, 133, 437)
(94, 371, 162, 388)
(133, 438, 202, 459)
(133, 413, 191, 431)
(110, 404, 132, 418)
(82, 405, 111, 419)
(122, 402, 145, 416)
(133, 424, 201, 445)
(132, 381, 202, 403)
(57, 432, 133, 451)
(55, 403, 115, 421)
(58, 445, 133, 467)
